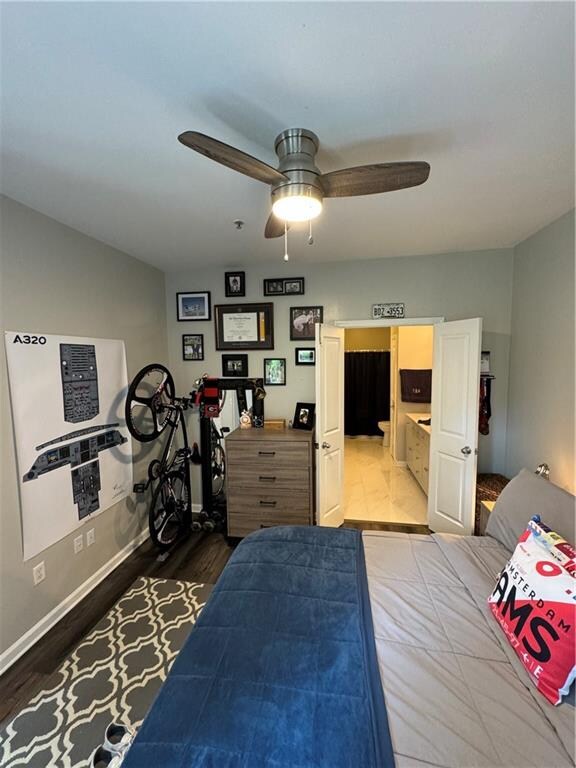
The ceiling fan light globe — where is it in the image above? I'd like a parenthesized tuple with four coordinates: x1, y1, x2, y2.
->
(272, 195, 323, 223)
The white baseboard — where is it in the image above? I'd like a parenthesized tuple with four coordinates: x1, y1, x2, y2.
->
(0, 528, 150, 676)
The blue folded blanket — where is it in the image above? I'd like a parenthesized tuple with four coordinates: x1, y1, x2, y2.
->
(123, 526, 394, 767)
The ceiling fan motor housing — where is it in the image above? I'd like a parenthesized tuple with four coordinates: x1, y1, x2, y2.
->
(271, 128, 324, 208)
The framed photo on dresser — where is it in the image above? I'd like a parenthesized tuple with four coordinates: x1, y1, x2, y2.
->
(292, 402, 315, 430)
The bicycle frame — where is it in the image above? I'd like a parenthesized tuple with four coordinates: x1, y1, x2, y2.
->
(158, 402, 190, 475)
(133, 398, 191, 498)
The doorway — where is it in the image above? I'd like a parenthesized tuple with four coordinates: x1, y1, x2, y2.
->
(341, 325, 433, 525)
(315, 316, 482, 534)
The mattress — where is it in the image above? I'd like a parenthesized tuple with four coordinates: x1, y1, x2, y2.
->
(363, 531, 575, 768)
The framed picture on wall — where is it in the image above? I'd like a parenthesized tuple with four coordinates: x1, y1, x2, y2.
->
(295, 348, 315, 366)
(263, 278, 285, 296)
(222, 354, 248, 377)
(177, 291, 211, 321)
(264, 358, 286, 386)
(289, 306, 323, 341)
(284, 278, 305, 295)
(215, 302, 274, 350)
(182, 334, 204, 361)
(263, 277, 305, 296)
(225, 271, 246, 298)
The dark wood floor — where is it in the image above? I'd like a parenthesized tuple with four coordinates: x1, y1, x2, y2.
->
(0, 531, 233, 727)
(0, 519, 428, 727)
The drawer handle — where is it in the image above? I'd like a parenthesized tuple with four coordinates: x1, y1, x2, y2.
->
(258, 451, 276, 456)
(259, 500, 277, 507)
(259, 476, 277, 482)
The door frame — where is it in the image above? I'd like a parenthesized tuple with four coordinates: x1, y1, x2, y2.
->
(323, 316, 447, 526)
(334, 317, 445, 329)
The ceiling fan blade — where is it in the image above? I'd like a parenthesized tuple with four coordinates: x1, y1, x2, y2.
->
(178, 131, 287, 185)
(320, 162, 430, 198)
(264, 213, 289, 239)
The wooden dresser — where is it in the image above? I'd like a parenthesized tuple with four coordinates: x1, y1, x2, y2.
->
(225, 427, 314, 538)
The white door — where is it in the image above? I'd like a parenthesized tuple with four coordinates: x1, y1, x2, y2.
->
(315, 323, 345, 527)
(428, 318, 482, 534)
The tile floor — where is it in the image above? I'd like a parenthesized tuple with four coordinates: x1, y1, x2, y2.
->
(343, 437, 428, 524)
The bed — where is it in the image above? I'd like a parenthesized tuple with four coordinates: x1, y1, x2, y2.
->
(124, 470, 575, 767)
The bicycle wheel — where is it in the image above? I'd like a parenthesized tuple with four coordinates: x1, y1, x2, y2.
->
(212, 443, 226, 497)
(125, 364, 175, 443)
(149, 471, 189, 550)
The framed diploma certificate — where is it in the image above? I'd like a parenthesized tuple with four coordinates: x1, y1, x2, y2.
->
(215, 303, 274, 350)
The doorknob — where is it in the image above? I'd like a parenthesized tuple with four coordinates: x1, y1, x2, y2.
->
(461, 446, 472, 455)
(322, 441, 331, 449)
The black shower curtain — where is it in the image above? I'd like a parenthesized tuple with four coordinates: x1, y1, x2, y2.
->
(344, 351, 390, 436)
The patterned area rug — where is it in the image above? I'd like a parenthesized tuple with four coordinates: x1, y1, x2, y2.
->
(0, 577, 211, 768)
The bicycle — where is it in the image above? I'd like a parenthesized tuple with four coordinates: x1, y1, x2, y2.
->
(210, 413, 227, 499)
(125, 363, 194, 551)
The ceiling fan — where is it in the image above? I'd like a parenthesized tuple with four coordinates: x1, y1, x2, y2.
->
(177, 128, 430, 239)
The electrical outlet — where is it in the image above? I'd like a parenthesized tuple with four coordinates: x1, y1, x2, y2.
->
(33, 561, 46, 585)
(86, 528, 95, 547)
(74, 534, 84, 554)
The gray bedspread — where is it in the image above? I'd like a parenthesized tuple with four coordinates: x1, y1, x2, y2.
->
(363, 531, 575, 768)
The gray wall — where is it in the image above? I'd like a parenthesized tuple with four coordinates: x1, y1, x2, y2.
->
(166, 246, 514, 501)
(0, 196, 167, 656)
(506, 210, 575, 491)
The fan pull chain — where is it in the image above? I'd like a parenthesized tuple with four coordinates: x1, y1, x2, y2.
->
(308, 218, 314, 246)
(283, 221, 289, 262)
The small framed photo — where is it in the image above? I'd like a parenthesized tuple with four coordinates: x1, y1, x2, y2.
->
(225, 271, 245, 298)
(263, 277, 305, 296)
(222, 354, 248, 377)
(293, 402, 315, 430)
(264, 358, 286, 386)
(284, 278, 305, 295)
(182, 334, 204, 361)
(295, 347, 315, 366)
(290, 306, 323, 341)
(177, 291, 211, 321)
(263, 278, 285, 296)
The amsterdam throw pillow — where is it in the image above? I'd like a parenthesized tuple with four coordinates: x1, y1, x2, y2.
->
(488, 516, 576, 705)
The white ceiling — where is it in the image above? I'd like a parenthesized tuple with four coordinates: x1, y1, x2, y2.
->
(1, 2, 574, 270)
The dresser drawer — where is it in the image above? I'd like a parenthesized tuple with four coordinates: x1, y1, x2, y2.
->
(228, 512, 310, 538)
(227, 493, 311, 538)
(226, 439, 309, 467)
(228, 490, 310, 517)
(227, 465, 310, 491)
